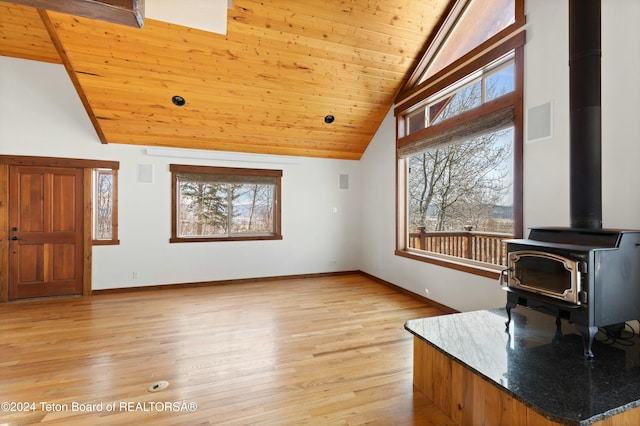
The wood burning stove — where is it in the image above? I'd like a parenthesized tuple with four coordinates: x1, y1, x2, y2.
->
(503, 227, 640, 359)
(500, 0, 640, 360)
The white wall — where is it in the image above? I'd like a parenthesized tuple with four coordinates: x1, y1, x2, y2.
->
(522, 0, 570, 229)
(359, 0, 640, 312)
(524, 0, 640, 230)
(0, 56, 361, 290)
(601, 0, 640, 229)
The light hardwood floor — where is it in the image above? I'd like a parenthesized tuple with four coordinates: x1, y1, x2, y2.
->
(0, 273, 455, 425)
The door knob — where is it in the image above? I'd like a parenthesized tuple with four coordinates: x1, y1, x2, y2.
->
(11, 227, 17, 231)
(11, 236, 18, 240)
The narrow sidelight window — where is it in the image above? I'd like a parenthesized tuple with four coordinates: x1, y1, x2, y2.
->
(93, 168, 119, 245)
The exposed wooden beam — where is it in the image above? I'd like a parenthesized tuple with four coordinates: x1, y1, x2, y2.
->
(9, 0, 144, 27)
(38, 10, 108, 143)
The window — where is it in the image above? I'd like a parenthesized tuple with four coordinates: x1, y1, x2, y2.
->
(394, 0, 524, 277)
(406, 54, 515, 137)
(418, 0, 518, 84)
(92, 168, 119, 245)
(170, 164, 282, 243)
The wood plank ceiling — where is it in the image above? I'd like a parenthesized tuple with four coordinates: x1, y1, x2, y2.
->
(0, 0, 452, 160)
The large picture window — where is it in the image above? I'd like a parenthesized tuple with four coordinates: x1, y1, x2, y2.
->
(404, 125, 514, 266)
(407, 127, 514, 231)
(394, 0, 524, 277)
(170, 164, 282, 243)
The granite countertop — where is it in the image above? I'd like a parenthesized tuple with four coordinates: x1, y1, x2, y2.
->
(405, 306, 640, 425)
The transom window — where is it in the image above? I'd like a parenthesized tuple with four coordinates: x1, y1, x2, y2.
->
(170, 164, 282, 243)
(407, 54, 515, 136)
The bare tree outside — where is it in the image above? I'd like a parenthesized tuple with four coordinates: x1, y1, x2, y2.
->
(230, 184, 274, 233)
(408, 131, 513, 233)
(407, 66, 514, 235)
(241, 184, 274, 232)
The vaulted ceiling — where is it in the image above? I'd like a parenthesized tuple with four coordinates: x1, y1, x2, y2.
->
(0, 0, 453, 160)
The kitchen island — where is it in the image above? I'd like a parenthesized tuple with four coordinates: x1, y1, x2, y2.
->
(405, 306, 640, 425)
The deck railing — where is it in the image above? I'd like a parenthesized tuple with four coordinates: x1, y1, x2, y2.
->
(408, 227, 512, 266)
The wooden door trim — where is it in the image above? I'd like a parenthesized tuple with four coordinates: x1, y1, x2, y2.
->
(0, 164, 9, 302)
(0, 157, 99, 302)
(0, 155, 118, 170)
(83, 168, 93, 296)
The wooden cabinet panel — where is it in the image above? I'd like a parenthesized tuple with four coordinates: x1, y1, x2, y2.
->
(413, 335, 640, 425)
(413, 336, 561, 426)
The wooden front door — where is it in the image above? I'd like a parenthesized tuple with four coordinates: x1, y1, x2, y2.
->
(8, 165, 84, 300)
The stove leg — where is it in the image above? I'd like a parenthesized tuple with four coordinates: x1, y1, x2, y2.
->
(552, 316, 563, 345)
(574, 323, 597, 361)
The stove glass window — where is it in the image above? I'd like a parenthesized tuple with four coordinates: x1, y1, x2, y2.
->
(514, 255, 572, 296)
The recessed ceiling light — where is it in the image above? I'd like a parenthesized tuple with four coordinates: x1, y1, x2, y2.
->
(172, 95, 186, 107)
(324, 115, 335, 124)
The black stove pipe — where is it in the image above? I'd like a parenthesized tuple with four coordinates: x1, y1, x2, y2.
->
(569, 0, 602, 229)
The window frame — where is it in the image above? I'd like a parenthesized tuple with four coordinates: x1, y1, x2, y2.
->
(170, 164, 283, 243)
(394, 3, 525, 279)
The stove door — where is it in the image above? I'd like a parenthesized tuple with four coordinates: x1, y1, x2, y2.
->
(508, 251, 583, 304)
